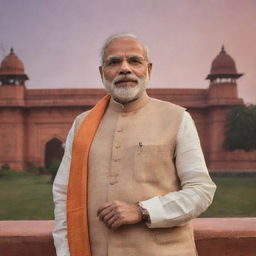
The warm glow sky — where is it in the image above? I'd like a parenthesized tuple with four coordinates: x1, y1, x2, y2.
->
(1, 0, 255, 103)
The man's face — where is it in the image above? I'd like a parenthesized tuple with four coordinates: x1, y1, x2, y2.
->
(99, 37, 152, 103)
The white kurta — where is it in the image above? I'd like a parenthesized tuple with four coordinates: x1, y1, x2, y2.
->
(53, 101, 216, 256)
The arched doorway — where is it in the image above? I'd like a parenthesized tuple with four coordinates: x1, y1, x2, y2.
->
(44, 138, 64, 168)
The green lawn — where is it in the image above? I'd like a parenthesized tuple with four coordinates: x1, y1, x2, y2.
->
(201, 176, 256, 217)
(0, 170, 255, 220)
(0, 170, 54, 220)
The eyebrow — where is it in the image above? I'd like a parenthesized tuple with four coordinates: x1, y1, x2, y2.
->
(105, 54, 145, 61)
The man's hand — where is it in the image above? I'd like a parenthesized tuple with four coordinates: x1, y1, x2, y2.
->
(97, 200, 142, 230)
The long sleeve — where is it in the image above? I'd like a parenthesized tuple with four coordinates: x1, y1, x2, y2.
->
(52, 121, 76, 256)
(140, 111, 217, 228)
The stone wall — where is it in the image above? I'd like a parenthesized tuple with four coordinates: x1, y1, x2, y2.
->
(0, 218, 255, 256)
(1, 86, 256, 171)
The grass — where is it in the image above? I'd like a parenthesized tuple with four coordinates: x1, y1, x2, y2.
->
(0, 170, 255, 220)
(0, 169, 54, 220)
(201, 176, 256, 217)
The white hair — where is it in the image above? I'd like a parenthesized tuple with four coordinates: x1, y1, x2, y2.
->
(100, 33, 150, 64)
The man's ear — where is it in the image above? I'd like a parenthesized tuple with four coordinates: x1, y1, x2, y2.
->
(99, 66, 103, 80)
(148, 63, 153, 79)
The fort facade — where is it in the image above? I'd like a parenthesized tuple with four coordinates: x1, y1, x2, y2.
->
(0, 47, 255, 171)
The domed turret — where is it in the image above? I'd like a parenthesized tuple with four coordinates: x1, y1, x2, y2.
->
(206, 46, 243, 83)
(0, 48, 29, 85)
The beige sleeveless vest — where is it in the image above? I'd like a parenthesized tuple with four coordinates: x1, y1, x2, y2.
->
(74, 92, 197, 256)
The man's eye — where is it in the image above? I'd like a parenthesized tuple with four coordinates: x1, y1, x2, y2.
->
(107, 59, 121, 66)
(129, 58, 142, 64)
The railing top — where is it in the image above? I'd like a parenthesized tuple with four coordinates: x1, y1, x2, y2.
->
(1, 218, 256, 239)
(0, 220, 54, 237)
(193, 218, 256, 239)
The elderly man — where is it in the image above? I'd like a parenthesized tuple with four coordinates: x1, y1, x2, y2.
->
(53, 34, 216, 256)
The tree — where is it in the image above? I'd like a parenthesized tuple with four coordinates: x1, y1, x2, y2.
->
(224, 105, 256, 151)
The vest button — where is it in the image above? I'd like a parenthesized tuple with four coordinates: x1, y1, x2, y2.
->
(113, 158, 120, 162)
(109, 178, 118, 185)
(115, 144, 121, 149)
(116, 128, 123, 132)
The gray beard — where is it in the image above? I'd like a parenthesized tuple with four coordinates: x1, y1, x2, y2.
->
(102, 75, 149, 103)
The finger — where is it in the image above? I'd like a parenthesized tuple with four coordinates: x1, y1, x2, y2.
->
(103, 209, 115, 223)
(99, 207, 114, 221)
(97, 202, 113, 216)
(111, 217, 123, 230)
(107, 214, 120, 229)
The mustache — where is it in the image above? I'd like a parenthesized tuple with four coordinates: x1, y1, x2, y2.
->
(113, 75, 139, 85)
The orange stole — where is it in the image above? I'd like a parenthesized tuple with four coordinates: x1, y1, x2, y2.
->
(67, 95, 111, 256)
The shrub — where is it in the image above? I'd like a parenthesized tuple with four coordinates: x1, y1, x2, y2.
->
(0, 164, 11, 177)
(1, 163, 10, 170)
(224, 105, 256, 151)
(26, 162, 38, 174)
(26, 163, 46, 175)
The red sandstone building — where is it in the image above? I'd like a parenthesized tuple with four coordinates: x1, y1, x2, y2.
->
(0, 47, 255, 171)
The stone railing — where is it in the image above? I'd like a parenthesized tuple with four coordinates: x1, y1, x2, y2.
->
(0, 218, 255, 256)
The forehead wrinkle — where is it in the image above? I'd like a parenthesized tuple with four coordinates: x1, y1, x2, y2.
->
(104, 39, 146, 59)
(128, 54, 144, 58)
(100, 34, 151, 64)
(106, 55, 121, 60)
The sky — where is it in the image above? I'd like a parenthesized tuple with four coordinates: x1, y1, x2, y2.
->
(0, 0, 255, 103)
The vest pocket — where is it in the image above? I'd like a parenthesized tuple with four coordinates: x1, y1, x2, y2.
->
(134, 145, 171, 183)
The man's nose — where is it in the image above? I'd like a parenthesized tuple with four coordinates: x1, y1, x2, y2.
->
(119, 60, 131, 75)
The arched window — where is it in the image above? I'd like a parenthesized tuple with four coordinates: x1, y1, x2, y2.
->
(44, 138, 64, 168)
